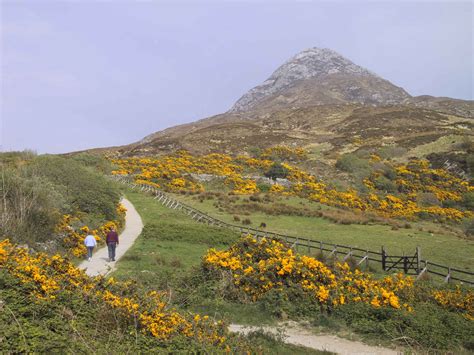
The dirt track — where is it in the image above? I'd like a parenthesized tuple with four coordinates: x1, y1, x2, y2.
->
(230, 322, 399, 354)
(79, 198, 143, 277)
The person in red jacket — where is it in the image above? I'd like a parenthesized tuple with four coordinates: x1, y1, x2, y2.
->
(106, 227, 119, 262)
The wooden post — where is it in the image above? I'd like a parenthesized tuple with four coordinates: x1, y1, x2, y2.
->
(403, 256, 408, 274)
(445, 267, 451, 283)
(295, 238, 299, 252)
(366, 250, 369, 270)
(381, 246, 386, 271)
(319, 241, 323, 254)
(416, 261, 428, 281)
(416, 246, 421, 274)
(307, 239, 311, 254)
(343, 248, 353, 262)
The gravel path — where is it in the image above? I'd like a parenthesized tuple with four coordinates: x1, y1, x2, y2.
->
(79, 198, 143, 277)
(230, 323, 399, 355)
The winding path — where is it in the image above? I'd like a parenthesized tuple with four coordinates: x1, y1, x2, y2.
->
(230, 323, 399, 354)
(79, 198, 143, 277)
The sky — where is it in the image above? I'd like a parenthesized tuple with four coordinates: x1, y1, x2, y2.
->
(1, 1, 473, 154)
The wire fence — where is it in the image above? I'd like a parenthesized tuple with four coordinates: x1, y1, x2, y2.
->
(112, 175, 474, 286)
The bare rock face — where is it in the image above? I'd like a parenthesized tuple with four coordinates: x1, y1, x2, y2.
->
(230, 47, 411, 112)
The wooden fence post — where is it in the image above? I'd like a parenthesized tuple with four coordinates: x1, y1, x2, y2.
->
(416, 260, 428, 281)
(416, 246, 421, 274)
(381, 246, 386, 271)
(403, 256, 408, 274)
(445, 267, 451, 283)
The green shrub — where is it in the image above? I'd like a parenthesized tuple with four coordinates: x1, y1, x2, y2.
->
(377, 146, 408, 160)
(373, 175, 398, 193)
(257, 183, 271, 192)
(30, 155, 120, 220)
(461, 191, 474, 210)
(264, 163, 289, 180)
(72, 153, 115, 174)
(335, 154, 371, 175)
(0, 153, 120, 248)
(416, 192, 441, 207)
(333, 302, 474, 350)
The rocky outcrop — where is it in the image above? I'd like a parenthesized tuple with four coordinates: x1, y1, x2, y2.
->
(230, 47, 411, 112)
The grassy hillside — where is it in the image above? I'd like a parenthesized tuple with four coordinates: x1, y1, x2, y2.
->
(113, 187, 474, 352)
(0, 152, 120, 255)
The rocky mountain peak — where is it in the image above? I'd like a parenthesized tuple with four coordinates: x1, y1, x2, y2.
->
(229, 47, 410, 112)
(272, 47, 375, 79)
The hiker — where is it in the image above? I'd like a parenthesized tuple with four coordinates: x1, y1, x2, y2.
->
(106, 227, 119, 262)
(84, 232, 97, 262)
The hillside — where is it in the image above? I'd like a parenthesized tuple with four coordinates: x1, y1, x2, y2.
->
(96, 47, 472, 176)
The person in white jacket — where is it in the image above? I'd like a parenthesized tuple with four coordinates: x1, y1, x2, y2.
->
(84, 233, 97, 261)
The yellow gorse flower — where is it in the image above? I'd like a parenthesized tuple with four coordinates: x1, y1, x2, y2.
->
(202, 236, 420, 311)
(111, 153, 472, 222)
(0, 239, 229, 345)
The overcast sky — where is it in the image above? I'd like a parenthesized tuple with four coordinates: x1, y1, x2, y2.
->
(1, 1, 472, 154)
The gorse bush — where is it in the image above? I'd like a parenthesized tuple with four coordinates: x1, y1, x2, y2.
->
(200, 236, 474, 350)
(203, 236, 412, 309)
(0, 240, 258, 353)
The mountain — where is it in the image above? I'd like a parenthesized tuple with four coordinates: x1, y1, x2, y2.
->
(229, 47, 411, 112)
(84, 47, 473, 174)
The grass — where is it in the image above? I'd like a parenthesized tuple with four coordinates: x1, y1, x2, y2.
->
(113, 189, 277, 325)
(111, 187, 474, 353)
(169, 193, 474, 271)
(403, 134, 467, 159)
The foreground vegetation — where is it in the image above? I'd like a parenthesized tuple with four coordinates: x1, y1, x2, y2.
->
(116, 189, 474, 352)
(0, 152, 122, 256)
(2, 238, 323, 353)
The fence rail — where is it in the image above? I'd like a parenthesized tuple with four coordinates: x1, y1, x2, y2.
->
(112, 176, 474, 286)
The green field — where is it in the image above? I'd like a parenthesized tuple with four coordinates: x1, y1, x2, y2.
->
(167, 193, 474, 271)
(113, 189, 278, 325)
